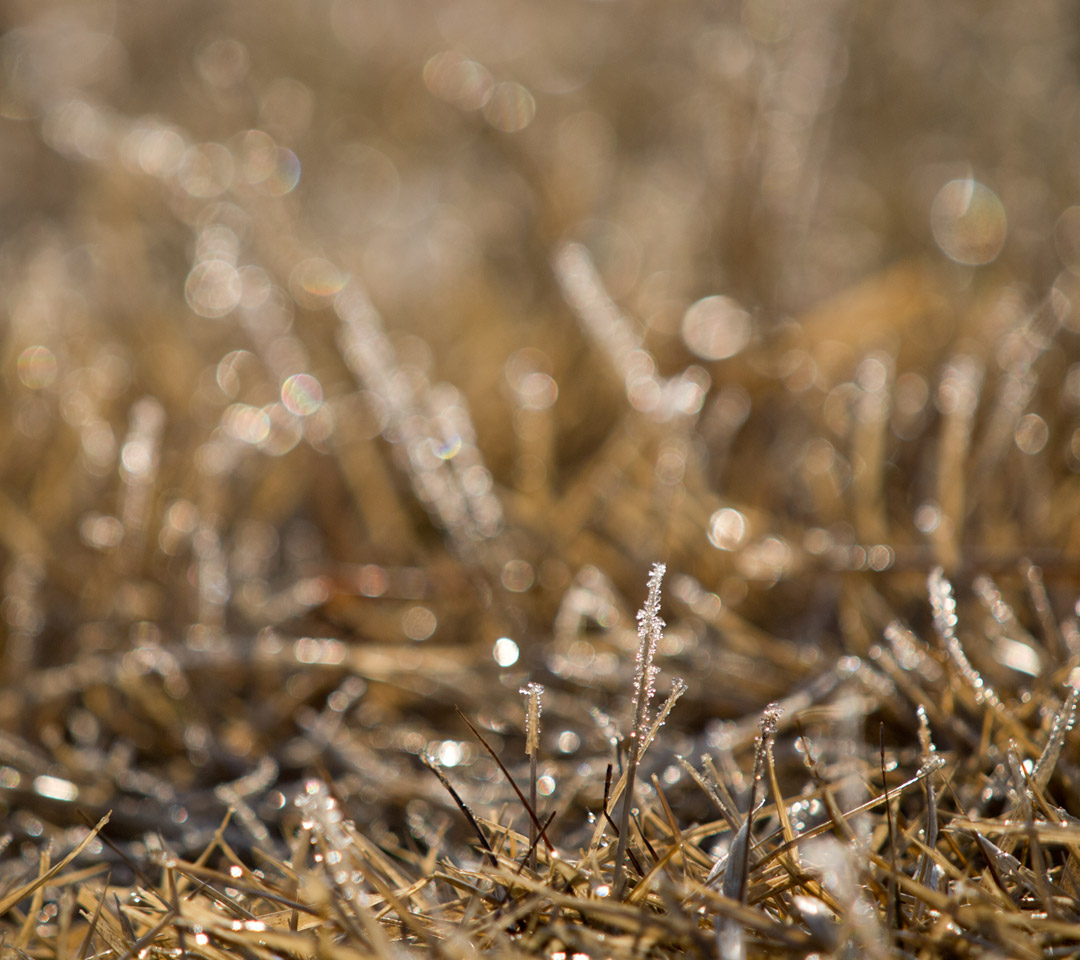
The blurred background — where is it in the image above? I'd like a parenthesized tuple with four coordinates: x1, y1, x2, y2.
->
(2, 0, 1080, 872)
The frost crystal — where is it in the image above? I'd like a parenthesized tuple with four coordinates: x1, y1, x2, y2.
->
(1032, 668, 1080, 790)
(927, 566, 957, 639)
(753, 702, 783, 783)
(928, 566, 1001, 709)
(632, 562, 667, 736)
(520, 682, 544, 757)
(613, 562, 671, 898)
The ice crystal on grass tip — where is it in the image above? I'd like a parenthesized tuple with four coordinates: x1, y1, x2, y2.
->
(633, 562, 667, 734)
(520, 682, 544, 757)
(927, 566, 957, 640)
(749, 702, 783, 800)
(613, 562, 672, 899)
(1032, 667, 1080, 790)
(928, 566, 1002, 710)
(915, 704, 937, 764)
(520, 681, 544, 870)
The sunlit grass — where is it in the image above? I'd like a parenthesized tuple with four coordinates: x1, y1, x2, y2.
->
(3, 1, 1080, 957)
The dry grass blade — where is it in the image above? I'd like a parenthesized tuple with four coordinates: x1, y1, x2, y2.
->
(713, 704, 781, 959)
(4, 3, 1080, 959)
(0, 813, 110, 915)
(879, 725, 903, 932)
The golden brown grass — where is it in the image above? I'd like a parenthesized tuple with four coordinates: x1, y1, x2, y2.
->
(3, 1, 1080, 957)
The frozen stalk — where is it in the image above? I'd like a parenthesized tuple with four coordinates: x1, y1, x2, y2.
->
(913, 704, 941, 923)
(335, 282, 502, 563)
(1032, 667, 1080, 791)
(928, 566, 1003, 712)
(714, 703, 782, 960)
(552, 243, 708, 421)
(118, 396, 166, 573)
(613, 562, 667, 899)
(520, 682, 544, 871)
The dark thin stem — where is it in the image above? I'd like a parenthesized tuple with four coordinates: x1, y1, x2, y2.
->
(455, 707, 556, 854)
(420, 752, 501, 872)
(880, 724, 903, 932)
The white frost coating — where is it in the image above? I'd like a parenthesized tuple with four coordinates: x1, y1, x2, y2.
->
(927, 566, 958, 639)
(520, 682, 544, 757)
(294, 779, 376, 906)
(335, 282, 503, 555)
(613, 562, 670, 897)
(916, 704, 936, 761)
(552, 243, 708, 421)
(1032, 668, 1080, 790)
(632, 563, 667, 736)
(928, 566, 1001, 710)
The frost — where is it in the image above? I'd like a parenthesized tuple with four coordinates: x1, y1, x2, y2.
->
(520, 682, 544, 757)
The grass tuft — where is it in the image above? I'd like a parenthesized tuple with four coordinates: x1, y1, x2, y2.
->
(4, 2, 1080, 958)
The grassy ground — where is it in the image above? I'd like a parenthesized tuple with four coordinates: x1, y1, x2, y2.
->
(3, 0, 1080, 957)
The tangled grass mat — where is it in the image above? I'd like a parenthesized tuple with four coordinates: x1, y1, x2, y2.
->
(3, 1, 1080, 957)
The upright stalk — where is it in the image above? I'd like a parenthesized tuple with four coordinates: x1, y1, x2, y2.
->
(521, 682, 544, 872)
(613, 562, 666, 899)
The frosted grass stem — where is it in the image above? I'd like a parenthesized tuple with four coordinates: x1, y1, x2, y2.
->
(521, 682, 543, 871)
(613, 562, 666, 899)
(1032, 668, 1080, 790)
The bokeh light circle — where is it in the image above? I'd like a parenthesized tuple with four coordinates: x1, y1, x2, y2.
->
(482, 82, 536, 133)
(17, 345, 58, 389)
(281, 373, 324, 416)
(493, 637, 520, 667)
(681, 295, 752, 361)
(185, 260, 242, 318)
(930, 179, 1007, 266)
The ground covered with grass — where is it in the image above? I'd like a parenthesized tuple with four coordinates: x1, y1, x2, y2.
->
(3, 1, 1080, 957)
